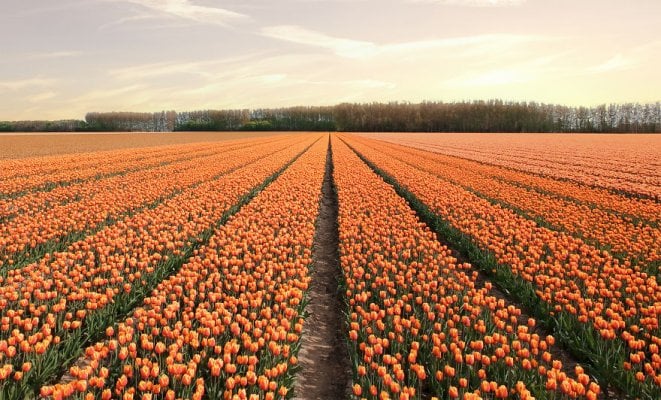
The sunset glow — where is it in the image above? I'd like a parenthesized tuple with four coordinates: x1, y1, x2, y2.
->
(1, 0, 660, 119)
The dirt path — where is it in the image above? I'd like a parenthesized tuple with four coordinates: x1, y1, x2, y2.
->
(294, 137, 351, 400)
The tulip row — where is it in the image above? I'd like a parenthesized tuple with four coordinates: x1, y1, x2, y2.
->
(0, 135, 319, 399)
(0, 136, 288, 220)
(332, 138, 598, 399)
(0, 140, 228, 198)
(354, 139, 659, 269)
(367, 137, 660, 227)
(342, 134, 660, 398)
(365, 133, 660, 200)
(0, 136, 296, 271)
(37, 135, 327, 400)
(465, 161, 659, 226)
(0, 137, 214, 180)
(0, 135, 288, 201)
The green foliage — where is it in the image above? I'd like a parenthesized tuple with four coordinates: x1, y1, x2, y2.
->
(240, 119, 273, 131)
(2, 100, 659, 133)
(0, 120, 86, 132)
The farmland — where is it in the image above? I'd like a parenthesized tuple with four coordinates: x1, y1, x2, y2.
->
(0, 132, 659, 399)
(0, 132, 283, 160)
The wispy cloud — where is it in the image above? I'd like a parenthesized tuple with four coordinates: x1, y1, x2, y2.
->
(444, 55, 563, 87)
(346, 79, 397, 89)
(113, 0, 249, 25)
(10, 1, 91, 17)
(26, 51, 82, 60)
(98, 14, 161, 30)
(584, 41, 661, 75)
(0, 77, 57, 91)
(445, 68, 532, 87)
(67, 51, 398, 113)
(259, 74, 288, 84)
(382, 34, 544, 54)
(262, 25, 378, 58)
(0, 51, 82, 66)
(109, 61, 215, 81)
(262, 25, 546, 59)
(107, 52, 272, 81)
(72, 84, 147, 103)
(26, 91, 57, 103)
(409, 0, 526, 6)
(589, 54, 634, 73)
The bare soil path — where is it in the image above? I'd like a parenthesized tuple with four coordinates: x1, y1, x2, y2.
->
(294, 137, 351, 400)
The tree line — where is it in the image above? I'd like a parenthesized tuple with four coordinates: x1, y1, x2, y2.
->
(175, 106, 336, 131)
(85, 111, 177, 132)
(1, 100, 659, 133)
(333, 100, 661, 133)
(0, 119, 87, 132)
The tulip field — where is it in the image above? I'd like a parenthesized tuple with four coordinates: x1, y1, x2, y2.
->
(0, 132, 659, 399)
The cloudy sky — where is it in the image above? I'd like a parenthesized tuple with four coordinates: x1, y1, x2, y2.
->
(1, 0, 660, 120)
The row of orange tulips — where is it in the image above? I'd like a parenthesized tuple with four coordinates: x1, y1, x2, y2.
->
(0, 136, 289, 220)
(357, 139, 659, 268)
(343, 134, 660, 398)
(36, 135, 327, 400)
(332, 138, 598, 399)
(0, 135, 317, 399)
(368, 138, 660, 227)
(0, 139, 252, 197)
(366, 133, 660, 200)
(0, 137, 222, 179)
(0, 136, 295, 270)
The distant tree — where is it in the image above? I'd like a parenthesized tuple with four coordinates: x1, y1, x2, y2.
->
(0, 122, 14, 132)
(4, 100, 661, 133)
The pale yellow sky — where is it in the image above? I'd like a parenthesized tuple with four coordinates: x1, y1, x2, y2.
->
(1, 0, 660, 120)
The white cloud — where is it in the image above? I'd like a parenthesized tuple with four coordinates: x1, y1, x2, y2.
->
(72, 84, 147, 103)
(0, 78, 57, 91)
(409, 0, 526, 6)
(443, 54, 563, 87)
(262, 25, 378, 58)
(584, 41, 661, 75)
(381, 34, 544, 54)
(259, 74, 288, 84)
(109, 61, 214, 81)
(589, 54, 634, 73)
(107, 52, 273, 82)
(98, 14, 161, 30)
(26, 91, 57, 103)
(111, 0, 249, 25)
(26, 51, 82, 60)
(262, 25, 545, 59)
(346, 79, 397, 89)
(60, 50, 398, 113)
(445, 68, 532, 87)
(0, 51, 82, 67)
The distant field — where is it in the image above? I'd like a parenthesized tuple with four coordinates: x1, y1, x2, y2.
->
(360, 132, 661, 200)
(0, 131, 283, 159)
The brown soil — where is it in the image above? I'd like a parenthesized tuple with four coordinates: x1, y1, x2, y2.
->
(0, 131, 286, 159)
(294, 138, 351, 400)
